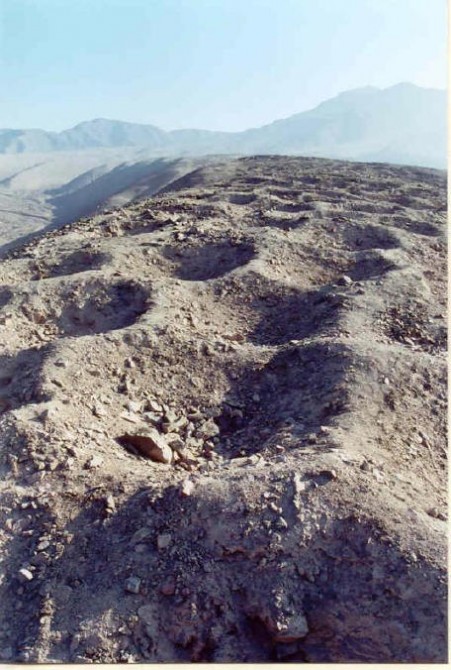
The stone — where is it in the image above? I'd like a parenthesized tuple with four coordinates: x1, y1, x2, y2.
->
(187, 409, 203, 422)
(372, 468, 384, 482)
(196, 418, 220, 439)
(18, 568, 34, 581)
(276, 516, 288, 530)
(157, 533, 172, 550)
(147, 399, 163, 413)
(273, 612, 309, 643)
(126, 400, 142, 413)
(125, 576, 141, 594)
(121, 430, 173, 463)
(143, 411, 162, 425)
(338, 275, 353, 286)
(170, 415, 189, 432)
(164, 408, 177, 423)
(105, 495, 116, 512)
(181, 479, 195, 496)
(86, 454, 103, 469)
(165, 434, 185, 453)
(36, 539, 50, 552)
(245, 454, 260, 465)
(427, 507, 446, 521)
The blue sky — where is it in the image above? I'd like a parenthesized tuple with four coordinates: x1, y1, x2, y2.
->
(0, 0, 447, 131)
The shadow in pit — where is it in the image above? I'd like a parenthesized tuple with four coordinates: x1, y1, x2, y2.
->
(55, 279, 151, 337)
(390, 217, 443, 238)
(0, 484, 238, 662)
(30, 250, 111, 280)
(161, 242, 255, 281)
(340, 224, 401, 251)
(215, 341, 353, 458)
(227, 193, 258, 205)
(241, 513, 447, 663)
(0, 477, 446, 663)
(347, 250, 398, 282)
(0, 345, 53, 413)
(259, 214, 310, 231)
(0, 287, 13, 309)
(0, 490, 61, 662)
(17, 280, 151, 338)
(248, 286, 344, 346)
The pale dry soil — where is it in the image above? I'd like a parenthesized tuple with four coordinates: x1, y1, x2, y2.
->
(0, 156, 447, 662)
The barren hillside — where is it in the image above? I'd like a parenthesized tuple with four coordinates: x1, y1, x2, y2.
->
(0, 156, 447, 662)
(0, 152, 217, 250)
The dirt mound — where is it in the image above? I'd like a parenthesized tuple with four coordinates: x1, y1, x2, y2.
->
(0, 156, 446, 663)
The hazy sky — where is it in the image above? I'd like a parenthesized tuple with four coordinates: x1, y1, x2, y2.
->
(0, 0, 447, 131)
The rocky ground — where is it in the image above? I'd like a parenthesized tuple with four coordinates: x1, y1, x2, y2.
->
(0, 155, 447, 663)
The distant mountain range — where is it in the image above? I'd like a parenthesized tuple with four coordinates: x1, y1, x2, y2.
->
(0, 83, 446, 168)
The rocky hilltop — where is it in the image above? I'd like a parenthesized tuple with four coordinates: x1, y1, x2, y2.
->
(0, 156, 447, 662)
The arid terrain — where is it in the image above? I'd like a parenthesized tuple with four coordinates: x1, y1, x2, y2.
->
(0, 155, 447, 662)
(0, 151, 214, 249)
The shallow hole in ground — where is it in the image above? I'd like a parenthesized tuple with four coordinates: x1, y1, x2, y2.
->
(228, 193, 257, 205)
(348, 201, 397, 215)
(126, 220, 168, 237)
(392, 194, 433, 211)
(36, 250, 110, 279)
(0, 346, 51, 411)
(56, 280, 151, 336)
(270, 186, 308, 200)
(272, 201, 311, 214)
(260, 214, 310, 231)
(161, 242, 255, 281)
(347, 252, 398, 282)
(215, 343, 352, 458)
(237, 176, 270, 185)
(0, 287, 13, 309)
(341, 225, 401, 251)
(396, 220, 442, 238)
(248, 286, 343, 346)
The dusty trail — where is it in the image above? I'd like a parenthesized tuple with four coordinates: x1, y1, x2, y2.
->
(0, 155, 446, 662)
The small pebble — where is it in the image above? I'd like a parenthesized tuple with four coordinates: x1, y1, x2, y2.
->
(157, 533, 172, 550)
(125, 576, 141, 594)
(276, 516, 288, 530)
(19, 568, 34, 581)
(180, 479, 194, 497)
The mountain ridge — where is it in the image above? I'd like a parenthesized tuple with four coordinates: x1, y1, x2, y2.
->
(0, 83, 446, 168)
